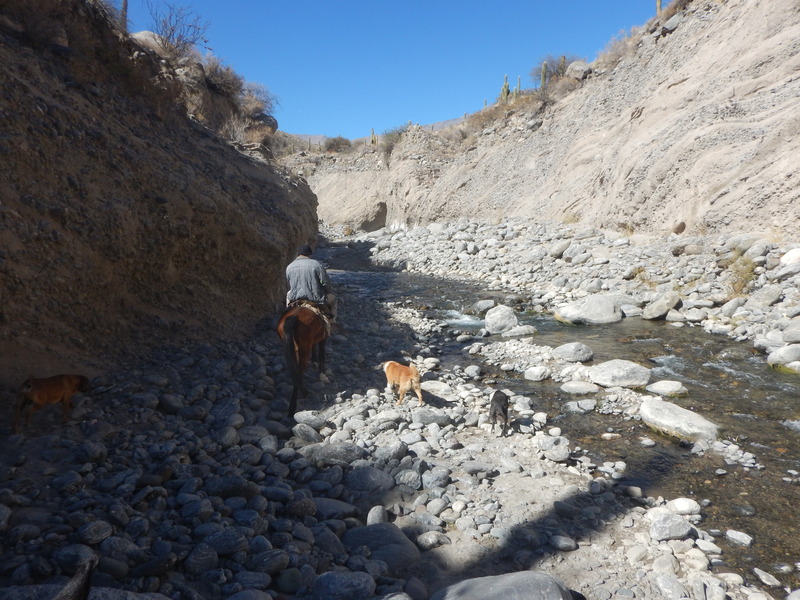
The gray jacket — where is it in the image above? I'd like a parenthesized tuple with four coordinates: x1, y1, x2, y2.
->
(286, 256, 331, 304)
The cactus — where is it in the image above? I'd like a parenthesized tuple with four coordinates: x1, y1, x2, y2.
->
(370, 128, 377, 145)
(541, 62, 547, 89)
(500, 74, 510, 104)
(656, 0, 662, 14)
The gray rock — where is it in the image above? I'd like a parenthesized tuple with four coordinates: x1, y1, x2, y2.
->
(430, 571, 573, 600)
(653, 573, 689, 600)
(560, 381, 600, 395)
(554, 295, 622, 325)
(523, 366, 549, 381)
(642, 292, 681, 320)
(344, 466, 395, 493)
(552, 342, 593, 362)
(639, 397, 718, 442)
(417, 531, 451, 551)
(650, 513, 694, 541)
(535, 435, 571, 462)
(302, 442, 367, 466)
(588, 359, 651, 388)
(767, 344, 800, 366)
(484, 305, 518, 333)
(725, 529, 754, 546)
(342, 522, 420, 575)
(313, 571, 376, 600)
(645, 380, 688, 397)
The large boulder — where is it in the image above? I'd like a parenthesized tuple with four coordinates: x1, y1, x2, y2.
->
(431, 571, 573, 600)
(638, 397, 719, 442)
(484, 305, 519, 333)
(642, 292, 682, 320)
(342, 522, 420, 575)
(588, 359, 651, 388)
(554, 295, 622, 325)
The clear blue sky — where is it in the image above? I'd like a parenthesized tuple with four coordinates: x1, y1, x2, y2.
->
(125, 1, 657, 140)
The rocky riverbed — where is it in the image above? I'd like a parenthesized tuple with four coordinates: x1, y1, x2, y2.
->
(1, 219, 799, 600)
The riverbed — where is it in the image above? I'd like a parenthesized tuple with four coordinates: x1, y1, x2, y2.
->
(321, 236, 800, 590)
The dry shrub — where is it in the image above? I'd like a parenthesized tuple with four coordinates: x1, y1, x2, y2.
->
(595, 26, 643, 71)
(464, 92, 546, 134)
(728, 255, 756, 297)
(324, 136, 352, 153)
(203, 54, 243, 104)
(438, 127, 468, 145)
(662, 0, 693, 20)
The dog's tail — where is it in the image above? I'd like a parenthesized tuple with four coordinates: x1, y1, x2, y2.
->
(409, 362, 420, 378)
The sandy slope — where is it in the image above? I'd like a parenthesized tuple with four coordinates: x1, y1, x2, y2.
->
(296, 0, 800, 239)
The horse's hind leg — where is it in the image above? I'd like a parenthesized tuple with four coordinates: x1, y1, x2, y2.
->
(317, 339, 326, 377)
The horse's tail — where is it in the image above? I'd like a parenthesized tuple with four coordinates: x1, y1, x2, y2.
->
(282, 314, 301, 384)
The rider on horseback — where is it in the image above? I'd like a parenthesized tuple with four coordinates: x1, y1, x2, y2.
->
(286, 244, 336, 319)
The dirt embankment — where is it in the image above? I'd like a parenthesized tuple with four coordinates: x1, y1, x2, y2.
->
(291, 0, 800, 239)
(0, 2, 317, 391)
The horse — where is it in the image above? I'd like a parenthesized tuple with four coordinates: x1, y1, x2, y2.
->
(276, 301, 331, 416)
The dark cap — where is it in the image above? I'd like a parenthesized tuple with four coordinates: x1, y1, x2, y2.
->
(298, 244, 313, 256)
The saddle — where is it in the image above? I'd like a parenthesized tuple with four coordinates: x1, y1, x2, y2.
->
(288, 299, 334, 335)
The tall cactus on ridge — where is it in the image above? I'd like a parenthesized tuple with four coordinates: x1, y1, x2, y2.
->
(541, 62, 548, 89)
(500, 74, 510, 104)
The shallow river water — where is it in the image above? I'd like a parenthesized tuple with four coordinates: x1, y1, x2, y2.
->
(329, 251, 800, 589)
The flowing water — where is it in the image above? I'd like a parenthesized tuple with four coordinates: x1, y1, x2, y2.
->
(326, 246, 800, 588)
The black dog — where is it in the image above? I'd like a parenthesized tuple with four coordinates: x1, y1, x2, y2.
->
(488, 389, 510, 437)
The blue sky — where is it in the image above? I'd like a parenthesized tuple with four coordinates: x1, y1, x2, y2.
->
(125, 1, 657, 139)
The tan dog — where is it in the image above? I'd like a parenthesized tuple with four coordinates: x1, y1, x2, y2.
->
(382, 360, 423, 406)
(13, 374, 89, 433)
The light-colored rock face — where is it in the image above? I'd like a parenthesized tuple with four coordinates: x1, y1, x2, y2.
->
(294, 0, 800, 239)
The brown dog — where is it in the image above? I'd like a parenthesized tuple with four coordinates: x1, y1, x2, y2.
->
(382, 360, 423, 406)
(13, 374, 89, 433)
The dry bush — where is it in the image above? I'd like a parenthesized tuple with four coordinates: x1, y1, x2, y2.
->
(464, 92, 546, 135)
(203, 54, 243, 104)
(145, 0, 209, 60)
(662, 0, 693, 20)
(438, 127, 468, 145)
(728, 255, 756, 297)
(381, 124, 408, 158)
(243, 123, 276, 145)
(595, 26, 643, 71)
(240, 82, 276, 122)
(530, 54, 585, 86)
(324, 136, 352, 153)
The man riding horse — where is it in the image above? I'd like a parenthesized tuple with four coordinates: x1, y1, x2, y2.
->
(285, 244, 336, 319)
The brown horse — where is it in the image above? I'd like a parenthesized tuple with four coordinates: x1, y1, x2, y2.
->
(276, 302, 331, 416)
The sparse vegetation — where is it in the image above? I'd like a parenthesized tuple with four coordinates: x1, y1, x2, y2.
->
(728, 255, 756, 296)
(203, 54, 243, 103)
(145, 0, 209, 60)
(381, 124, 409, 159)
(618, 221, 636, 237)
(530, 54, 585, 86)
(595, 27, 643, 71)
(562, 211, 580, 224)
(324, 136, 352, 153)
